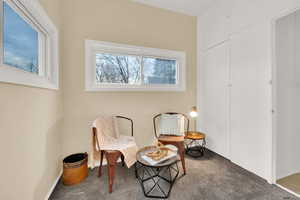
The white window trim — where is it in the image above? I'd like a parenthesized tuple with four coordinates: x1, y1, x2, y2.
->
(85, 40, 186, 92)
(0, 0, 59, 90)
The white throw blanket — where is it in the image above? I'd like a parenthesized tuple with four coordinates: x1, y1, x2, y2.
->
(91, 115, 138, 168)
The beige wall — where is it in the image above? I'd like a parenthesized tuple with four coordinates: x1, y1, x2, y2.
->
(0, 0, 62, 200)
(61, 0, 197, 157)
(0, 0, 196, 199)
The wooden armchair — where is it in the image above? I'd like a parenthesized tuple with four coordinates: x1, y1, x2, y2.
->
(153, 112, 189, 175)
(92, 116, 134, 193)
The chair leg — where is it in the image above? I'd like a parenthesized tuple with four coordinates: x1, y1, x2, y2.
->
(121, 154, 125, 167)
(134, 163, 138, 178)
(106, 151, 121, 193)
(98, 150, 104, 177)
(178, 142, 186, 175)
(159, 140, 187, 175)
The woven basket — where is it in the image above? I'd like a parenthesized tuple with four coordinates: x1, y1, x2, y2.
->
(63, 153, 88, 185)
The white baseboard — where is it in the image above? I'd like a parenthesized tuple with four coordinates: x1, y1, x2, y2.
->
(276, 183, 300, 198)
(44, 170, 63, 200)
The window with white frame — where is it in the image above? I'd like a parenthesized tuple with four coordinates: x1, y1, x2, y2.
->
(85, 40, 186, 91)
(0, 0, 59, 89)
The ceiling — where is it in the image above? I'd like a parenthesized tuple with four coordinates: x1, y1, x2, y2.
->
(132, 0, 217, 16)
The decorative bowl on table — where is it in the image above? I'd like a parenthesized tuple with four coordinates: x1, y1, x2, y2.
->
(145, 142, 178, 161)
(146, 147, 169, 161)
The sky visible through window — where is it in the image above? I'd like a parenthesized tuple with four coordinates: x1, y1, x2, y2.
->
(3, 2, 39, 74)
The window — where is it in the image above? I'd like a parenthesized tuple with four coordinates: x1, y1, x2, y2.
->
(96, 53, 141, 84)
(0, 0, 59, 89)
(85, 40, 186, 91)
(3, 1, 39, 73)
(143, 57, 176, 84)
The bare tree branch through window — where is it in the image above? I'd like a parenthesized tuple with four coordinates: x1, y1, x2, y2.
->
(95, 53, 176, 85)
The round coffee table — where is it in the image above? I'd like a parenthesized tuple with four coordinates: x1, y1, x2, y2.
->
(185, 131, 206, 158)
(135, 146, 179, 199)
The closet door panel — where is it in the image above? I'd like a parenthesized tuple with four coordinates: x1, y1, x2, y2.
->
(198, 42, 230, 158)
(230, 24, 272, 180)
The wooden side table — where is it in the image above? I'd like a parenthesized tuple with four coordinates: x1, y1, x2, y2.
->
(184, 131, 206, 158)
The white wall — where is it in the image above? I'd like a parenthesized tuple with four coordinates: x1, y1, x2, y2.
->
(275, 10, 300, 180)
(197, 0, 300, 183)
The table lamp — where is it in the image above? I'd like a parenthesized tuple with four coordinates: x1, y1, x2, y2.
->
(189, 106, 198, 130)
(189, 106, 198, 118)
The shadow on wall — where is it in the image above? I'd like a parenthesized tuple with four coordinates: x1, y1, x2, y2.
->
(33, 119, 63, 200)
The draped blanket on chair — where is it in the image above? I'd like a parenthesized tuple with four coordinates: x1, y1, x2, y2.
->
(91, 115, 138, 168)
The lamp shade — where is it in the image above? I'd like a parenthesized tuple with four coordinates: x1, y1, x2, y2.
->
(189, 106, 198, 118)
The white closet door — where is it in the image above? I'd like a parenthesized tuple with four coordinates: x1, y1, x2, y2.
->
(198, 42, 230, 158)
(230, 24, 272, 180)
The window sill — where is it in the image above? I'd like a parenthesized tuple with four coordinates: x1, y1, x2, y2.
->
(85, 84, 185, 92)
(0, 65, 59, 90)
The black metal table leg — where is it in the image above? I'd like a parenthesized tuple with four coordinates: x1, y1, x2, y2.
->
(185, 138, 206, 158)
(135, 161, 179, 199)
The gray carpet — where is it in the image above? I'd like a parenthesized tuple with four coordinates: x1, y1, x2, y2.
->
(50, 150, 299, 200)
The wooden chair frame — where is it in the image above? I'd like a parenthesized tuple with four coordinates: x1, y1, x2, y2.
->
(153, 112, 189, 175)
(93, 115, 133, 193)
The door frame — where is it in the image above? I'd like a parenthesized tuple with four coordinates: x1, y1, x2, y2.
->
(271, 5, 300, 185)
